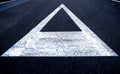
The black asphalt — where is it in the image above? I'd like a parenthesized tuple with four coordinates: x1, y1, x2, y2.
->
(41, 9, 81, 31)
(0, 0, 30, 12)
(0, 0, 120, 74)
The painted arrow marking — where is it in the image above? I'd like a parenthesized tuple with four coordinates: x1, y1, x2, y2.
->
(2, 4, 118, 56)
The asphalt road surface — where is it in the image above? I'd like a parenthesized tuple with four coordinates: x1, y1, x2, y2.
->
(0, 0, 120, 73)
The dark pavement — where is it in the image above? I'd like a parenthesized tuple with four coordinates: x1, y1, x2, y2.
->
(0, 0, 120, 74)
(41, 9, 81, 31)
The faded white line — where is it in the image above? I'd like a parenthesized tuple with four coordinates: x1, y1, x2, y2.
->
(2, 4, 118, 56)
(112, 0, 120, 3)
(0, 0, 15, 4)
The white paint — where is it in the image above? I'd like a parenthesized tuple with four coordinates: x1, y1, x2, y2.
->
(112, 0, 120, 3)
(2, 4, 118, 56)
(0, 0, 15, 4)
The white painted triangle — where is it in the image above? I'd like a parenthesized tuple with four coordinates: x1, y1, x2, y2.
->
(2, 4, 118, 56)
